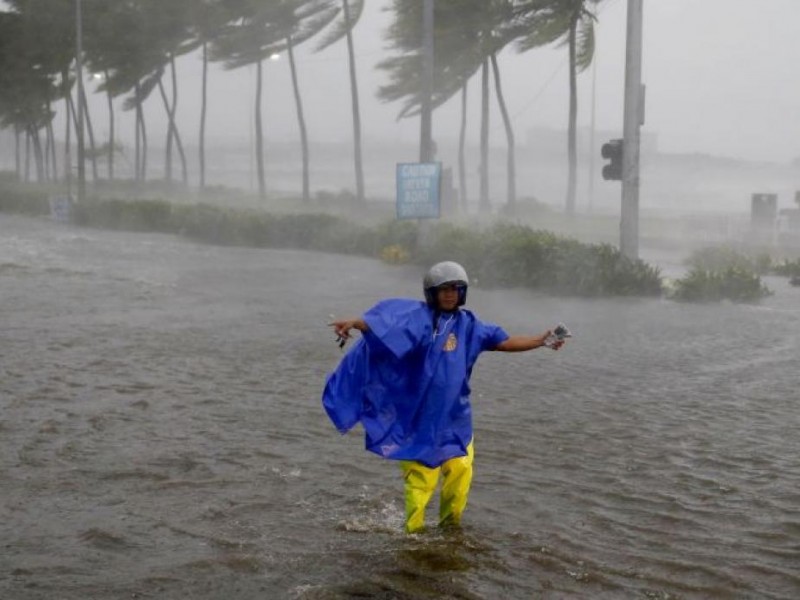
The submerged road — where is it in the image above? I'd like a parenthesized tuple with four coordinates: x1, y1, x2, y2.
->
(1, 213, 798, 599)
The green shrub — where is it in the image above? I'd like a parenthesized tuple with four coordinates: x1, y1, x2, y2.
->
(0, 185, 667, 298)
(0, 182, 51, 216)
(671, 266, 772, 303)
(418, 222, 662, 297)
(71, 198, 176, 232)
(685, 245, 772, 274)
(772, 258, 800, 278)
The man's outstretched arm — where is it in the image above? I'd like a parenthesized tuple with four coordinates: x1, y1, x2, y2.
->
(494, 332, 563, 352)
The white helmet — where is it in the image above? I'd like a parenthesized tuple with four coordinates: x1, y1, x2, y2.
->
(423, 261, 469, 307)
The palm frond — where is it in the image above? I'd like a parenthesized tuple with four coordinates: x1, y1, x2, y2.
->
(575, 11, 595, 72)
(315, 0, 365, 52)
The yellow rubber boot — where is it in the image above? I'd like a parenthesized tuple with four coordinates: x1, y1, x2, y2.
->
(400, 461, 440, 533)
(439, 441, 474, 529)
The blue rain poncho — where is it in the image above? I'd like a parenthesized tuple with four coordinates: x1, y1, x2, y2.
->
(322, 298, 508, 468)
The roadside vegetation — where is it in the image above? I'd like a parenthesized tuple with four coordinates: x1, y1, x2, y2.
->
(8, 180, 798, 302)
(667, 245, 774, 303)
(0, 180, 662, 298)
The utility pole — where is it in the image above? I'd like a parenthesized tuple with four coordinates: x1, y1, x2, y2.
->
(75, 0, 86, 202)
(620, 0, 644, 260)
(419, 0, 434, 163)
(588, 53, 597, 213)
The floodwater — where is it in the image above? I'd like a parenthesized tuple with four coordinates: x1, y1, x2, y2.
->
(1, 213, 798, 599)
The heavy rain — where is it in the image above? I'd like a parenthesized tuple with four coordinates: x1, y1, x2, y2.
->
(1, 1, 799, 599)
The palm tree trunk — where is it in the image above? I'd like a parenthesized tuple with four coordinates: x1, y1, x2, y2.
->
(199, 41, 208, 189)
(67, 93, 81, 178)
(135, 82, 142, 182)
(479, 58, 490, 212)
(46, 119, 58, 182)
(162, 71, 173, 181)
(566, 17, 578, 216)
(157, 56, 188, 184)
(24, 129, 31, 182)
(80, 82, 99, 181)
(134, 81, 148, 182)
(43, 90, 53, 180)
(35, 127, 46, 182)
(158, 71, 188, 185)
(63, 71, 72, 188)
(170, 56, 188, 185)
(458, 82, 468, 212)
(343, 0, 364, 203)
(105, 70, 114, 180)
(490, 53, 516, 210)
(140, 103, 148, 182)
(14, 126, 21, 180)
(287, 35, 310, 202)
(44, 118, 52, 181)
(31, 126, 45, 183)
(255, 59, 266, 200)
(46, 94, 58, 182)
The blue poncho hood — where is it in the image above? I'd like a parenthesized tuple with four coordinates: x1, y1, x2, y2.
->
(322, 298, 508, 468)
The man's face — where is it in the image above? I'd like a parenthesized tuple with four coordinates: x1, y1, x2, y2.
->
(436, 283, 460, 312)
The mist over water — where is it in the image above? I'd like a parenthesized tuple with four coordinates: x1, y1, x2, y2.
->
(1, 213, 799, 599)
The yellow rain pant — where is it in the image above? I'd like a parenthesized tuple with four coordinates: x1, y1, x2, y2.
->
(400, 441, 474, 533)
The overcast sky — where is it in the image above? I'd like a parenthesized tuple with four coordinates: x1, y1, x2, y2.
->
(12, 0, 800, 165)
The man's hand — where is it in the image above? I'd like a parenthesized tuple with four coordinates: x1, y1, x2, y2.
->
(328, 318, 368, 348)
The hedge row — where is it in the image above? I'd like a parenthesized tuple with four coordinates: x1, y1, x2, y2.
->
(1, 181, 784, 301)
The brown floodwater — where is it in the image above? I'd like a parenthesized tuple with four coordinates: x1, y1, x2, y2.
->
(1, 213, 798, 599)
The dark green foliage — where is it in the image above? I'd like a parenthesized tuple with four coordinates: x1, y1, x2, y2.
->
(671, 267, 772, 303)
(685, 245, 772, 275)
(72, 198, 176, 232)
(772, 258, 800, 278)
(418, 222, 662, 297)
(0, 178, 51, 216)
(0, 187, 664, 297)
(173, 203, 372, 255)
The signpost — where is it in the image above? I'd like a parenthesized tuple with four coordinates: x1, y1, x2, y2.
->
(396, 162, 441, 220)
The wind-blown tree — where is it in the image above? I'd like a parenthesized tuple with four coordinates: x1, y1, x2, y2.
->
(0, 9, 63, 183)
(378, 0, 517, 212)
(191, 1, 232, 189)
(153, 0, 202, 185)
(213, 0, 338, 201)
(315, 0, 365, 203)
(84, 0, 196, 184)
(83, 2, 161, 182)
(515, 0, 601, 215)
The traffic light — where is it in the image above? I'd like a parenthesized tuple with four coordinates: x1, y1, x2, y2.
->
(601, 138, 623, 181)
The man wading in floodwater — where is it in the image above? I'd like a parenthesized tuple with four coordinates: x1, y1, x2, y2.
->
(322, 261, 568, 533)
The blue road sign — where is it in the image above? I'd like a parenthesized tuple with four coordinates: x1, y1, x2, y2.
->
(396, 162, 441, 220)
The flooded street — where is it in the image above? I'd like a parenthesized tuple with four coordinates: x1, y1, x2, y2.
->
(1, 213, 799, 599)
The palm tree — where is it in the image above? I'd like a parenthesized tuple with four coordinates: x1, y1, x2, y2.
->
(83, 1, 161, 182)
(515, 0, 601, 215)
(211, 4, 286, 200)
(0, 8, 62, 183)
(491, 52, 516, 208)
(213, 0, 337, 201)
(315, 0, 365, 203)
(191, 0, 231, 189)
(378, 0, 517, 212)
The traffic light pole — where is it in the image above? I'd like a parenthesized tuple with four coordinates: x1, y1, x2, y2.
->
(620, 0, 643, 260)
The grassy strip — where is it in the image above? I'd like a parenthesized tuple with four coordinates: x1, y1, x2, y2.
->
(668, 246, 774, 302)
(66, 197, 664, 298)
(7, 179, 758, 300)
(670, 267, 772, 303)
